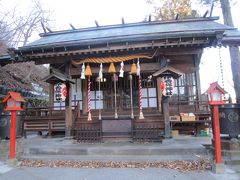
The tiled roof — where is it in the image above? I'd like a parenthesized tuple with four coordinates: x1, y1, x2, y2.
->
(19, 17, 236, 50)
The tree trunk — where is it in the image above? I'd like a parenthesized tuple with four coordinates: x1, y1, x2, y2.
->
(220, 0, 240, 103)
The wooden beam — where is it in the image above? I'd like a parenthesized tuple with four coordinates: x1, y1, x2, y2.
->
(121, 17, 125, 24)
(23, 39, 207, 60)
(46, 26, 53, 33)
(175, 13, 179, 20)
(95, 20, 99, 27)
(193, 54, 202, 104)
(203, 10, 209, 18)
(71, 63, 162, 76)
(148, 15, 151, 22)
(157, 77, 162, 113)
(34, 56, 67, 65)
(163, 96, 171, 138)
(28, 47, 203, 66)
(40, 22, 47, 34)
(64, 60, 73, 137)
(210, 2, 214, 17)
(70, 23, 76, 30)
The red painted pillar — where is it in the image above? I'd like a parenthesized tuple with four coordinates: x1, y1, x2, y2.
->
(9, 111, 17, 159)
(213, 105, 222, 164)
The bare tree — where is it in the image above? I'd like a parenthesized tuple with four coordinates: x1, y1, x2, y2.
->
(0, 0, 52, 50)
(13, 0, 52, 46)
(200, 0, 240, 102)
(0, 0, 52, 93)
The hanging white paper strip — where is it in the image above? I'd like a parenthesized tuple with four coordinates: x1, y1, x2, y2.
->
(81, 63, 85, 79)
(119, 61, 124, 78)
(99, 63, 103, 81)
(137, 59, 140, 76)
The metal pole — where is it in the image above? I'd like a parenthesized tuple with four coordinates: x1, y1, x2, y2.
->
(98, 79, 101, 120)
(114, 73, 118, 119)
(130, 74, 134, 119)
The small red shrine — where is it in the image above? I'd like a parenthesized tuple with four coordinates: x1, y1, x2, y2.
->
(204, 82, 227, 105)
(3, 92, 25, 111)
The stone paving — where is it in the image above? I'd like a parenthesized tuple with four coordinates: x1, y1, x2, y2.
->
(0, 135, 239, 179)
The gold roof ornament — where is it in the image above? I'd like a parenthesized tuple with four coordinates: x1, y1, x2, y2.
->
(85, 64, 92, 76)
(130, 62, 137, 75)
(108, 62, 116, 74)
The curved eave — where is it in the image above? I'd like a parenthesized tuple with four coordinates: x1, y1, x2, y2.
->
(18, 30, 224, 52)
(222, 29, 240, 46)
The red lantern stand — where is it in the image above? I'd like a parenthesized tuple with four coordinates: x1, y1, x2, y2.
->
(210, 101, 223, 169)
(2, 92, 25, 160)
(205, 82, 226, 173)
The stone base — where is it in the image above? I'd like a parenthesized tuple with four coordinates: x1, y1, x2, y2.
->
(212, 138, 240, 150)
(164, 135, 172, 139)
(7, 159, 19, 167)
(220, 138, 240, 151)
(162, 138, 174, 144)
(65, 129, 74, 137)
(212, 163, 225, 174)
(64, 136, 73, 140)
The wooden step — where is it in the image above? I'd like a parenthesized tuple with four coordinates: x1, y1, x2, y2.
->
(102, 133, 132, 143)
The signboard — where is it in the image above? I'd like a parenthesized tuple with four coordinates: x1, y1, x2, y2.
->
(160, 76, 174, 96)
(54, 83, 67, 102)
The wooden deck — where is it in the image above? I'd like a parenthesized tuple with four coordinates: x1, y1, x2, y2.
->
(23, 107, 66, 136)
(73, 111, 164, 142)
(23, 100, 211, 141)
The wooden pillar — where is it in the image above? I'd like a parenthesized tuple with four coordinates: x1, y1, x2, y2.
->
(163, 96, 171, 138)
(195, 68, 201, 101)
(82, 79, 88, 114)
(194, 54, 202, 110)
(49, 84, 54, 107)
(157, 77, 162, 113)
(65, 61, 72, 137)
(49, 65, 54, 115)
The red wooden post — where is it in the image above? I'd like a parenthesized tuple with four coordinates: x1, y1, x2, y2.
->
(213, 105, 222, 164)
(9, 111, 17, 159)
(2, 92, 25, 161)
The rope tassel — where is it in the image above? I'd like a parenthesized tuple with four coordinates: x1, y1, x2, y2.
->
(137, 59, 144, 119)
(139, 76, 144, 119)
(87, 76, 92, 121)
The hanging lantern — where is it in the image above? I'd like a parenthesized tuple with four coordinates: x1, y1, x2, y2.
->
(130, 62, 137, 75)
(161, 76, 174, 96)
(85, 64, 92, 76)
(108, 62, 116, 74)
(54, 83, 67, 102)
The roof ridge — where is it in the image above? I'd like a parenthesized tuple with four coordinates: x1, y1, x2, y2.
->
(39, 17, 220, 37)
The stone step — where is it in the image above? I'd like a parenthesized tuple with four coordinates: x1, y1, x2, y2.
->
(24, 146, 208, 156)
(227, 165, 240, 173)
(224, 159, 240, 165)
(102, 135, 133, 143)
(222, 150, 240, 160)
